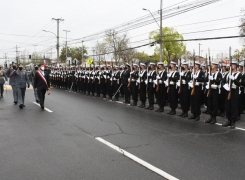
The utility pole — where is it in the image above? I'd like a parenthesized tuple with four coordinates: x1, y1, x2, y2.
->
(52, 18, 64, 66)
(16, 45, 18, 64)
(159, 0, 163, 62)
(198, 43, 202, 57)
(81, 41, 84, 65)
(4, 53, 7, 68)
(63, 30, 70, 62)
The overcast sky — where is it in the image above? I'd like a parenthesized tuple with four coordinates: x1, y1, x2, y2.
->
(0, 0, 244, 65)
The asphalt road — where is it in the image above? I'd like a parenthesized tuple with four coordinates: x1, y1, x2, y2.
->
(1, 88, 245, 180)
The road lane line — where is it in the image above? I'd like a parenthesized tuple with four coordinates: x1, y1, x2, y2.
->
(32, 102, 53, 112)
(95, 137, 179, 180)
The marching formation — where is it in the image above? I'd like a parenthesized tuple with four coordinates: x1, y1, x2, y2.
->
(49, 58, 245, 129)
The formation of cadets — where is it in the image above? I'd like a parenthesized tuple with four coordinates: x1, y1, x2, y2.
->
(49, 59, 245, 129)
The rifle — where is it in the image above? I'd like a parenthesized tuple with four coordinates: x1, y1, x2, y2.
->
(207, 49, 212, 97)
(138, 61, 141, 90)
(227, 47, 232, 100)
(146, 60, 149, 90)
(191, 50, 196, 96)
(88, 64, 91, 84)
(98, 60, 101, 85)
(178, 58, 182, 94)
(167, 61, 170, 93)
(84, 64, 86, 83)
(92, 62, 95, 83)
(111, 61, 114, 86)
(127, 61, 133, 88)
(105, 60, 108, 84)
(156, 63, 159, 92)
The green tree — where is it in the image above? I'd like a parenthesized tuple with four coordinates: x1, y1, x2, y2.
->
(149, 27, 186, 62)
(239, 8, 245, 45)
(60, 46, 88, 64)
(233, 48, 245, 59)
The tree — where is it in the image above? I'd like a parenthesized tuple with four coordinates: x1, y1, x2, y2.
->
(149, 27, 186, 62)
(60, 46, 88, 64)
(233, 48, 245, 59)
(104, 30, 133, 64)
(239, 8, 245, 45)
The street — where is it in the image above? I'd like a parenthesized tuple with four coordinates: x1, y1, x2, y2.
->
(1, 88, 245, 180)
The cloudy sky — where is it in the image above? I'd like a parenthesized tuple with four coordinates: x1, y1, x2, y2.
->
(0, 0, 244, 65)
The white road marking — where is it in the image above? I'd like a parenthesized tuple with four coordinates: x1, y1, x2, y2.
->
(33, 102, 53, 112)
(95, 137, 179, 180)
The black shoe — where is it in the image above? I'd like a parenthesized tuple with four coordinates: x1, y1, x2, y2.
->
(130, 102, 137, 106)
(148, 106, 154, 110)
(36, 100, 39, 103)
(183, 112, 188, 118)
(14, 101, 17, 105)
(195, 116, 200, 121)
(169, 110, 176, 115)
(22, 105, 25, 107)
(145, 105, 150, 109)
(155, 108, 162, 112)
(115, 98, 119, 101)
(19, 104, 23, 109)
(167, 110, 173, 114)
(1, 94, 3, 98)
(41, 106, 44, 110)
(237, 116, 240, 121)
(205, 116, 212, 123)
(188, 114, 196, 119)
(222, 121, 231, 127)
(231, 120, 236, 129)
(178, 111, 185, 117)
(210, 117, 217, 124)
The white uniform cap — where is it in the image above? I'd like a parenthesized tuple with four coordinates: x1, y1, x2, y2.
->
(211, 61, 219, 65)
(133, 63, 139, 67)
(140, 63, 146, 67)
(182, 62, 189, 66)
(170, 61, 176, 65)
(195, 61, 201, 65)
(149, 62, 156, 66)
(157, 62, 164, 66)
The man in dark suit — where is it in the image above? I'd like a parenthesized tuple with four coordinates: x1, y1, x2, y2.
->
(122, 64, 130, 104)
(34, 63, 50, 110)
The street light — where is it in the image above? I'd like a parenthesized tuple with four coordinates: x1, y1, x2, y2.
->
(143, 0, 163, 62)
(42, 30, 59, 65)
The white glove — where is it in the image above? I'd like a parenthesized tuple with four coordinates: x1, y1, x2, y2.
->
(136, 79, 140, 84)
(193, 75, 198, 79)
(167, 74, 171, 78)
(180, 72, 184, 76)
(130, 72, 134, 75)
(229, 75, 234, 80)
(164, 80, 168, 86)
(147, 73, 150, 76)
(177, 82, 180, 87)
(209, 76, 213, 81)
(103, 75, 106, 79)
(188, 82, 193, 88)
(205, 85, 209, 89)
(139, 74, 143, 77)
(223, 84, 230, 91)
(145, 80, 148, 85)
(153, 80, 158, 85)
(156, 75, 160, 80)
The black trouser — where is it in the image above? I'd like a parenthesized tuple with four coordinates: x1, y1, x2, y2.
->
(207, 88, 219, 117)
(100, 80, 107, 97)
(95, 80, 100, 96)
(238, 88, 244, 115)
(107, 80, 113, 98)
(90, 82, 95, 95)
(37, 88, 46, 107)
(130, 82, 138, 103)
(113, 81, 119, 99)
(180, 84, 190, 113)
(147, 83, 155, 106)
(226, 88, 239, 121)
(157, 84, 167, 108)
(190, 86, 202, 116)
(139, 82, 146, 103)
(0, 84, 3, 95)
(123, 84, 130, 103)
(168, 85, 178, 111)
(219, 89, 226, 113)
(86, 81, 91, 94)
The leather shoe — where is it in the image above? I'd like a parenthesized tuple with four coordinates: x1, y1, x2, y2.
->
(222, 121, 231, 127)
(195, 116, 200, 121)
(202, 109, 209, 114)
(188, 114, 196, 119)
(19, 104, 23, 109)
(167, 110, 172, 114)
(204, 116, 212, 123)
(230, 120, 236, 129)
(169, 111, 176, 115)
(148, 106, 154, 110)
(183, 113, 188, 117)
(145, 105, 150, 109)
(130, 102, 137, 106)
(219, 112, 225, 117)
(210, 117, 216, 124)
